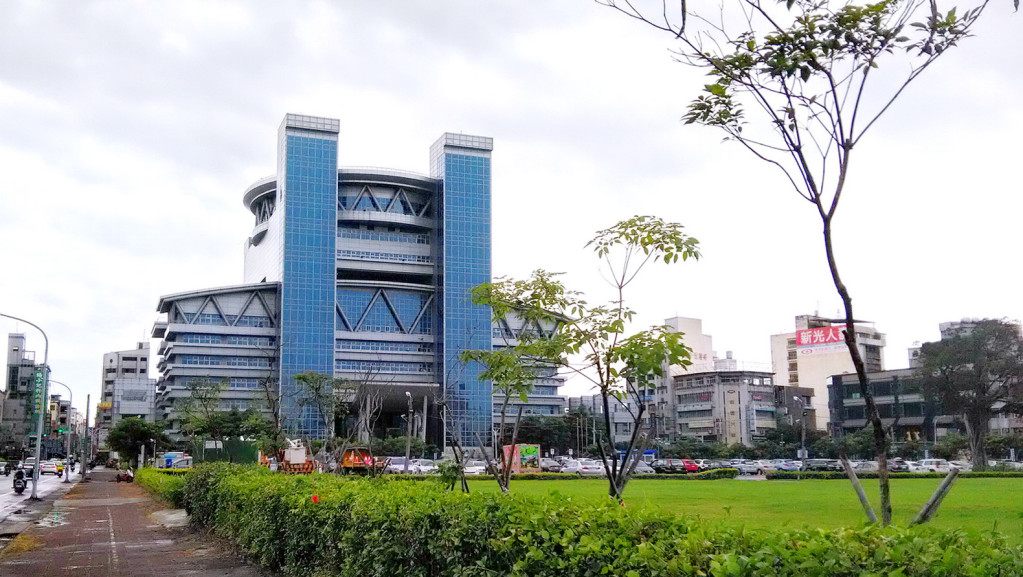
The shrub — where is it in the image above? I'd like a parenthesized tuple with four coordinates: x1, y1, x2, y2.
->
(135, 467, 187, 506)
(172, 464, 1022, 576)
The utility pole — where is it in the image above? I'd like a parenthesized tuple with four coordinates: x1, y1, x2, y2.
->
(403, 391, 413, 473)
(81, 394, 90, 480)
(794, 396, 807, 478)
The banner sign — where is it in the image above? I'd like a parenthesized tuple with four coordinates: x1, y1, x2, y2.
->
(502, 443, 542, 474)
(796, 327, 846, 355)
(31, 366, 47, 416)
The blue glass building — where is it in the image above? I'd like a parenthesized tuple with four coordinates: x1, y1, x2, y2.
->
(154, 114, 564, 448)
(241, 115, 495, 444)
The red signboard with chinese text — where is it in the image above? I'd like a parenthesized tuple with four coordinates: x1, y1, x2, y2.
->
(796, 326, 844, 346)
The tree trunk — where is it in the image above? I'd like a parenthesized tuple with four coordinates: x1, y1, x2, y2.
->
(822, 215, 891, 525)
(964, 415, 988, 471)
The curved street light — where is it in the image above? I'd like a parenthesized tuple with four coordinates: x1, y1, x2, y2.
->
(0, 312, 49, 500)
(48, 379, 75, 483)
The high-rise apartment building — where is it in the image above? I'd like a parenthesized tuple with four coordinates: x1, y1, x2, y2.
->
(96, 342, 156, 447)
(770, 314, 885, 430)
(153, 114, 559, 448)
(3, 333, 38, 457)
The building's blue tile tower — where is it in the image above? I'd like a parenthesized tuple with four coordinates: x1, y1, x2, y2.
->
(277, 114, 340, 437)
(430, 134, 493, 448)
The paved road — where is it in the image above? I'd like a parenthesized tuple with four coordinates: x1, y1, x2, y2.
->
(0, 471, 76, 523)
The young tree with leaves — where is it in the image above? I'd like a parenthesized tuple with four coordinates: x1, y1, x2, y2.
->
(918, 319, 1023, 470)
(598, 0, 1012, 525)
(472, 215, 699, 502)
(107, 417, 169, 467)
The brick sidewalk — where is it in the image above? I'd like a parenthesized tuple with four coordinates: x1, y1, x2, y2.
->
(0, 468, 269, 576)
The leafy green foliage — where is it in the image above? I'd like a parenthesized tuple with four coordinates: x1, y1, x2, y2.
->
(173, 464, 1023, 576)
(469, 216, 700, 501)
(918, 319, 1023, 468)
(136, 467, 187, 506)
(106, 417, 169, 466)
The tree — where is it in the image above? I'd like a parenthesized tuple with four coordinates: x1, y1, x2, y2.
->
(107, 417, 168, 467)
(294, 371, 344, 444)
(918, 319, 1023, 469)
(472, 215, 700, 502)
(516, 415, 574, 454)
(460, 310, 563, 492)
(179, 378, 233, 458)
(599, 0, 1009, 525)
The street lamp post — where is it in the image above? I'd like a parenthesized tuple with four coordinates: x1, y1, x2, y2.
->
(793, 396, 807, 477)
(49, 379, 74, 483)
(1, 312, 49, 500)
(404, 391, 413, 474)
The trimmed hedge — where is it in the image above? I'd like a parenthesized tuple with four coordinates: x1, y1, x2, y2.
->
(767, 470, 1023, 480)
(165, 463, 1022, 576)
(136, 467, 187, 506)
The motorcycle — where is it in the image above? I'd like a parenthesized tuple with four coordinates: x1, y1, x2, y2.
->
(13, 469, 27, 495)
(115, 469, 134, 483)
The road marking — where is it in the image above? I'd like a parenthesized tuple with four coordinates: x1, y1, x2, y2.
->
(106, 507, 119, 570)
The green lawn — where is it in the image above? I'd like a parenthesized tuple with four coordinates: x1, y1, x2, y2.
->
(468, 477, 1023, 542)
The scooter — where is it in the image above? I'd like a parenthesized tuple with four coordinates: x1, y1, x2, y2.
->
(13, 469, 27, 495)
(115, 469, 134, 483)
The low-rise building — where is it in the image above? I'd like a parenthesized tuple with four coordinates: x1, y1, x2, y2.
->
(96, 342, 157, 446)
(771, 314, 886, 430)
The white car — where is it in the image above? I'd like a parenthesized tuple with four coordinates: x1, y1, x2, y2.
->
(917, 459, 951, 473)
(577, 459, 607, 476)
(411, 459, 438, 474)
(462, 460, 489, 475)
(384, 457, 411, 474)
(39, 461, 60, 475)
(170, 457, 193, 469)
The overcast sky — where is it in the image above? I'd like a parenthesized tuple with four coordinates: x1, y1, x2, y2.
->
(1, 1, 1020, 421)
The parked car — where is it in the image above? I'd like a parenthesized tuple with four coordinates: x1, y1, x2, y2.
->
(561, 460, 583, 474)
(917, 459, 951, 473)
(889, 458, 910, 472)
(582, 459, 607, 476)
(170, 457, 193, 469)
(852, 460, 879, 472)
(776, 461, 802, 471)
(39, 461, 59, 475)
(384, 457, 410, 474)
(461, 460, 489, 475)
(540, 458, 563, 473)
(732, 460, 763, 475)
(804, 459, 841, 472)
(410, 459, 438, 474)
(949, 460, 973, 472)
(692, 459, 711, 471)
(632, 460, 656, 475)
(679, 459, 700, 473)
(651, 459, 688, 474)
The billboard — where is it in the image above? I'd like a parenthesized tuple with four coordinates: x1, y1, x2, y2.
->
(796, 326, 846, 355)
(501, 443, 542, 474)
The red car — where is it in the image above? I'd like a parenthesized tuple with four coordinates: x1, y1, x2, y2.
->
(680, 459, 700, 473)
